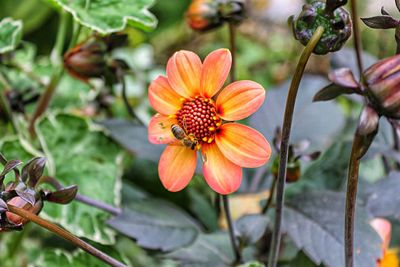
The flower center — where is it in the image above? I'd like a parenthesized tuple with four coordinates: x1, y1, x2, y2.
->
(176, 96, 222, 143)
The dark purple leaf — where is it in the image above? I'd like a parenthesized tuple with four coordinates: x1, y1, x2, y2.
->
(44, 185, 78, 204)
(361, 16, 399, 29)
(15, 189, 36, 206)
(0, 198, 8, 213)
(235, 214, 269, 246)
(283, 191, 381, 267)
(0, 159, 22, 178)
(328, 68, 360, 88)
(313, 84, 359, 102)
(100, 119, 163, 162)
(21, 157, 46, 186)
(366, 172, 400, 219)
(108, 198, 200, 252)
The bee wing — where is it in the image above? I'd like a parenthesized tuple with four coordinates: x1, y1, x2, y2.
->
(165, 140, 184, 147)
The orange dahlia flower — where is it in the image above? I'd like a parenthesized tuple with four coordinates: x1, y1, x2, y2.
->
(147, 48, 271, 194)
(371, 218, 399, 267)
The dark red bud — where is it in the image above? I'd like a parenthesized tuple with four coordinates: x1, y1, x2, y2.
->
(64, 39, 108, 82)
(364, 54, 400, 119)
(186, 0, 223, 32)
(3, 196, 43, 228)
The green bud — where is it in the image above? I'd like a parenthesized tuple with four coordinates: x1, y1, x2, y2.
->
(291, 1, 352, 55)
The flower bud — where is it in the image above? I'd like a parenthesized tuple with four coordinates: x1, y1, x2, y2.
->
(291, 1, 352, 55)
(4, 196, 43, 227)
(364, 54, 400, 119)
(186, 0, 245, 32)
(64, 39, 108, 81)
(186, 0, 223, 31)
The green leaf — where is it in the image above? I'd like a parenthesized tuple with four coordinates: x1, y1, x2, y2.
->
(35, 113, 123, 244)
(289, 252, 320, 267)
(283, 191, 381, 267)
(238, 262, 265, 267)
(0, 18, 23, 54)
(51, 0, 157, 34)
(32, 248, 126, 267)
(0, 0, 52, 34)
(108, 198, 200, 251)
(166, 232, 234, 267)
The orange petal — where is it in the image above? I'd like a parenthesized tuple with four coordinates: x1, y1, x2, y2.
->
(202, 144, 242, 194)
(148, 76, 183, 115)
(201, 49, 231, 98)
(158, 145, 197, 192)
(148, 114, 177, 144)
(166, 50, 202, 98)
(370, 218, 391, 250)
(216, 123, 271, 168)
(216, 80, 265, 121)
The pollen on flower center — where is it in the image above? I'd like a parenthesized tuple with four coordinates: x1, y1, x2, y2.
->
(176, 96, 222, 143)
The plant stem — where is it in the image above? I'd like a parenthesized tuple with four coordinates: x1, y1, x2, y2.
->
(262, 174, 278, 214)
(267, 26, 324, 267)
(29, 11, 69, 137)
(349, 0, 364, 79)
(28, 70, 62, 136)
(222, 195, 241, 264)
(119, 72, 144, 125)
(0, 70, 17, 133)
(68, 0, 91, 49)
(344, 133, 363, 267)
(50, 11, 69, 66)
(7, 204, 128, 267)
(75, 194, 121, 216)
(228, 23, 237, 83)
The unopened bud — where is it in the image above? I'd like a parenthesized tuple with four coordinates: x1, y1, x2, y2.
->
(186, 0, 245, 32)
(3, 196, 43, 228)
(364, 54, 400, 119)
(186, 0, 223, 31)
(291, 1, 352, 55)
(64, 39, 107, 81)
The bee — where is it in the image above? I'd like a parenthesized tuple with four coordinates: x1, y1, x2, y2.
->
(171, 124, 199, 150)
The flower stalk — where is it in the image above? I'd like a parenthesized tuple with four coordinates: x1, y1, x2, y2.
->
(228, 23, 237, 83)
(0, 70, 17, 132)
(7, 204, 127, 267)
(350, 0, 363, 78)
(28, 10, 69, 137)
(222, 195, 242, 264)
(344, 133, 362, 267)
(267, 26, 324, 267)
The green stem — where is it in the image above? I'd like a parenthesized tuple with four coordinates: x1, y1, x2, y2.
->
(267, 26, 324, 267)
(0, 70, 17, 133)
(349, 0, 364, 79)
(68, 0, 91, 49)
(29, 10, 69, 137)
(228, 23, 237, 83)
(7, 204, 128, 267)
(222, 195, 242, 264)
(119, 72, 144, 125)
(344, 133, 362, 267)
(28, 70, 62, 137)
(262, 174, 278, 214)
(51, 11, 69, 66)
